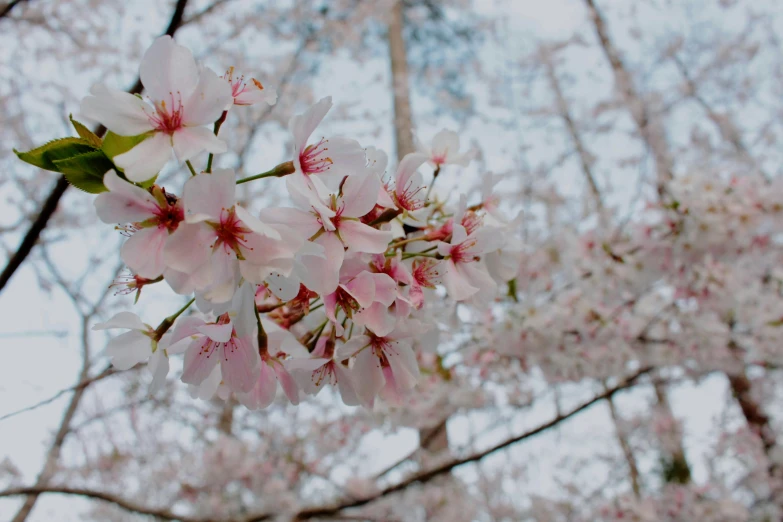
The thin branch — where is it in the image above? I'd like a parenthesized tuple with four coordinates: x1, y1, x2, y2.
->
(541, 45, 603, 212)
(0, 487, 200, 522)
(583, 0, 673, 194)
(0, 365, 116, 422)
(281, 368, 653, 521)
(0, 0, 29, 19)
(0, 369, 652, 522)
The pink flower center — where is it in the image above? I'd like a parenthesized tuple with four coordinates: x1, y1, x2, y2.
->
(431, 154, 446, 165)
(368, 334, 398, 366)
(461, 211, 482, 235)
(311, 362, 338, 387)
(450, 238, 478, 264)
(147, 92, 185, 134)
(334, 286, 360, 317)
(300, 138, 333, 175)
(211, 207, 252, 257)
(395, 178, 427, 212)
(152, 199, 184, 233)
(412, 258, 441, 288)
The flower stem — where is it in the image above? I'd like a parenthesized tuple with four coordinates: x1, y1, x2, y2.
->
(185, 160, 198, 177)
(253, 299, 268, 355)
(425, 165, 441, 200)
(154, 297, 195, 340)
(206, 110, 228, 173)
(397, 245, 438, 259)
(236, 161, 296, 185)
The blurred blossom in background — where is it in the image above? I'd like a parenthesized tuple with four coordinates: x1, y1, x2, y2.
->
(2, 0, 783, 520)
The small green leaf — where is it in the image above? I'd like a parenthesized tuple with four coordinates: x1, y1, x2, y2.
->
(53, 150, 114, 193)
(101, 131, 150, 166)
(137, 175, 158, 189)
(69, 115, 102, 148)
(14, 138, 97, 172)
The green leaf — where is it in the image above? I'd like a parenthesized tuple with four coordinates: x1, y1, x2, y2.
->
(101, 131, 150, 165)
(14, 138, 97, 172)
(69, 115, 102, 148)
(137, 175, 158, 189)
(52, 151, 114, 193)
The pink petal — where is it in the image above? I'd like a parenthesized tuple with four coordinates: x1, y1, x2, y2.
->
(340, 173, 381, 218)
(334, 364, 360, 406)
(299, 232, 344, 295)
(181, 338, 220, 386)
(235, 205, 281, 239)
(272, 361, 301, 404)
(114, 132, 172, 183)
(183, 170, 236, 221)
(80, 84, 154, 136)
(164, 222, 215, 274)
(344, 271, 376, 308)
(139, 35, 199, 102)
(351, 347, 384, 408)
(169, 316, 207, 346)
(394, 153, 427, 193)
(182, 68, 233, 126)
(121, 226, 167, 279)
(172, 126, 227, 162)
(289, 97, 332, 154)
(238, 363, 277, 410)
(94, 171, 159, 224)
(354, 302, 396, 337)
(93, 311, 146, 331)
(441, 260, 479, 301)
(196, 322, 233, 342)
(336, 335, 370, 361)
(339, 220, 393, 254)
(369, 273, 397, 306)
(219, 335, 260, 393)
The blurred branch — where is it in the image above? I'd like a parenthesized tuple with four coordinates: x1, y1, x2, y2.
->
(0, 0, 29, 19)
(0, 369, 652, 522)
(286, 368, 652, 520)
(583, 0, 673, 196)
(0, 365, 116, 423)
(0, 486, 195, 521)
(541, 45, 603, 213)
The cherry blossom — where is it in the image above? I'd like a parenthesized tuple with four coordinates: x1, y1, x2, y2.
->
(81, 36, 232, 181)
(237, 325, 303, 409)
(177, 284, 259, 393)
(413, 129, 473, 168)
(289, 96, 367, 192)
(342, 327, 421, 407)
(262, 172, 393, 295)
(222, 66, 277, 106)
(437, 221, 501, 302)
(286, 335, 360, 405)
(95, 170, 183, 278)
(164, 169, 299, 303)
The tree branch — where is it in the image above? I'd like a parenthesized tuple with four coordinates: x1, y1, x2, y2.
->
(0, 486, 201, 522)
(284, 368, 652, 520)
(0, 369, 652, 522)
(0, 0, 29, 19)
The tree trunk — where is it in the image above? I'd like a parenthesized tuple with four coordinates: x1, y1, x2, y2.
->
(388, 0, 415, 159)
(387, 0, 448, 454)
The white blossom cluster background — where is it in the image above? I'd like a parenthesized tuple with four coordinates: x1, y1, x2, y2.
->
(2, 0, 783, 521)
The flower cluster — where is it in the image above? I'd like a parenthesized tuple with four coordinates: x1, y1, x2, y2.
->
(35, 36, 520, 409)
